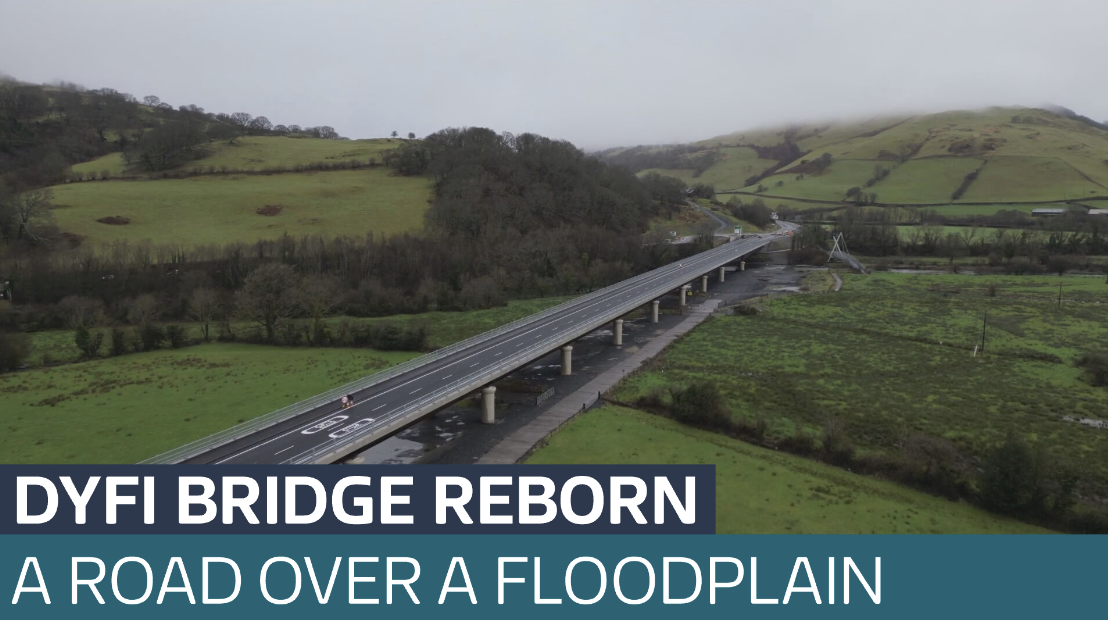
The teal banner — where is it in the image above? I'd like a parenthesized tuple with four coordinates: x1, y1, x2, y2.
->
(2, 535, 1098, 617)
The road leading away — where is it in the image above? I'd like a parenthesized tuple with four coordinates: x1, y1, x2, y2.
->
(166, 236, 771, 464)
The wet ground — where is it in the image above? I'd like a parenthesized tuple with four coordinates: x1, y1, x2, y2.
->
(346, 246, 803, 465)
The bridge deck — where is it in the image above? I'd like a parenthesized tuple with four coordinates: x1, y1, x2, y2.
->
(144, 236, 770, 464)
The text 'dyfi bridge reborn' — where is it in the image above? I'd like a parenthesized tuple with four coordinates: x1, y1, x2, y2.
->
(140, 236, 772, 465)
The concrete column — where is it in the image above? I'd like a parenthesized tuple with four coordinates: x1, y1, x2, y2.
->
(613, 319, 623, 346)
(560, 345, 573, 376)
(701, 274, 709, 293)
(651, 300, 660, 323)
(481, 386, 496, 424)
(678, 286, 688, 307)
(740, 260, 746, 272)
(718, 266, 726, 282)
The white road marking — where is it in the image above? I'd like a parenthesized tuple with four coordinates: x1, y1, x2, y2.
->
(274, 446, 293, 455)
(372, 404, 386, 411)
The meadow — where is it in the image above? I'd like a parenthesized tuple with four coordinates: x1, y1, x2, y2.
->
(48, 167, 433, 247)
(611, 272, 1108, 498)
(0, 344, 418, 464)
(528, 405, 1048, 534)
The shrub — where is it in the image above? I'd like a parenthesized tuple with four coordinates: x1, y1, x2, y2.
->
(978, 434, 1037, 514)
(1076, 352, 1108, 387)
(110, 328, 128, 356)
(0, 331, 30, 372)
(74, 325, 104, 359)
(669, 382, 730, 430)
(165, 324, 187, 349)
(820, 417, 855, 466)
(139, 324, 165, 351)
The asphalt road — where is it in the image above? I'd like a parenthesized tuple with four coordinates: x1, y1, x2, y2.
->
(181, 235, 771, 464)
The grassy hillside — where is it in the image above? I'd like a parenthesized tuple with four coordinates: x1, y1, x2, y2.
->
(657, 107, 1108, 211)
(50, 167, 432, 246)
(529, 405, 1048, 534)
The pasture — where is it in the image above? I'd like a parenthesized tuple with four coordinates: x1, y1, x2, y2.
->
(48, 168, 433, 247)
(528, 405, 1048, 534)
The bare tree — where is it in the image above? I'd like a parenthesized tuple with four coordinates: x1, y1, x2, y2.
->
(235, 263, 301, 341)
(391, 130, 398, 138)
(248, 115, 272, 134)
(58, 295, 106, 329)
(142, 95, 160, 106)
(301, 275, 341, 344)
(0, 188, 56, 243)
(126, 294, 161, 328)
(407, 132, 416, 140)
(227, 112, 253, 139)
(187, 287, 221, 341)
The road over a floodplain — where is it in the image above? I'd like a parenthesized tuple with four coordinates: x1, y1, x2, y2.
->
(146, 236, 772, 465)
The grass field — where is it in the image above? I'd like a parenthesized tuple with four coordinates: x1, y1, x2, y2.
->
(960, 157, 1106, 203)
(26, 296, 572, 367)
(612, 272, 1108, 498)
(70, 136, 402, 178)
(187, 136, 399, 171)
(746, 160, 879, 201)
(871, 158, 982, 204)
(71, 152, 128, 177)
(48, 168, 432, 247)
(0, 344, 418, 464)
(528, 405, 1048, 533)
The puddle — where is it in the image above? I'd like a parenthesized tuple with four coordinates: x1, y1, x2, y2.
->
(1062, 416, 1108, 430)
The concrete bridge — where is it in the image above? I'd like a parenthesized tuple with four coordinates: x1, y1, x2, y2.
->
(140, 235, 772, 465)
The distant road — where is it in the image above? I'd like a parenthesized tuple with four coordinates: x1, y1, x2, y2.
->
(157, 235, 773, 465)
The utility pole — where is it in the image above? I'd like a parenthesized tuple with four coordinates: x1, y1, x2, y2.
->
(1058, 282, 1063, 308)
(980, 310, 987, 355)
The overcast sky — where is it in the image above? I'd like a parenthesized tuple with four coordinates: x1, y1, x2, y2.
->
(2, 0, 1106, 150)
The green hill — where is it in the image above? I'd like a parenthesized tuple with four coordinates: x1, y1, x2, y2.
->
(618, 107, 1108, 212)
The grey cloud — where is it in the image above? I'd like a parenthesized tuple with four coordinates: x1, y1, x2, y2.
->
(1, 0, 1105, 149)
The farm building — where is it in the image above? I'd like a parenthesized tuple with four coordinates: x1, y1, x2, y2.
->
(1031, 208, 1066, 217)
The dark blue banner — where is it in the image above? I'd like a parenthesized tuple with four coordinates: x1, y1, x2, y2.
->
(1, 465, 714, 534)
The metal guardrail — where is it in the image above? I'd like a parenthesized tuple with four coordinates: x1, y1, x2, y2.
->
(280, 238, 771, 464)
(139, 239, 761, 464)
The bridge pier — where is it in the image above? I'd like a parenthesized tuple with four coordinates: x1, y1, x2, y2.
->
(613, 319, 623, 345)
(701, 274, 709, 293)
(679, 285, 689, 307)
(481, 386, 496, 424)
(560, 345, 573, 376)
(740, 260, 746, 272)
(718, 266, 725, 282)
(651, 300, 659, 323)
